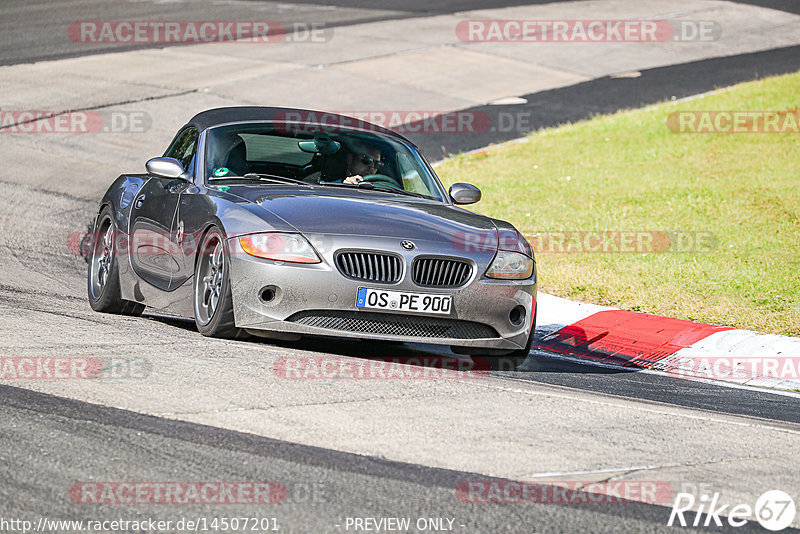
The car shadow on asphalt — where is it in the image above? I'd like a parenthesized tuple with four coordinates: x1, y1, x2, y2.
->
(141, 312, 633, 376)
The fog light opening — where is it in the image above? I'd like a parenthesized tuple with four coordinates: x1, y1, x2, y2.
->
(509, 305, 525, 326)
(260, 286, 277, 303)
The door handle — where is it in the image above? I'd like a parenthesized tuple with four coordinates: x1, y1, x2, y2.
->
(134, 194, 146, 208)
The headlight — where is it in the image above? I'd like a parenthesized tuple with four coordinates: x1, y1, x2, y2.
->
(485, 251, 534, 279)
(239, 233, 320, 264)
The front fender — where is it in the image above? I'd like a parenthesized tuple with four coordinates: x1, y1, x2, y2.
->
(205, 189, 301, 239)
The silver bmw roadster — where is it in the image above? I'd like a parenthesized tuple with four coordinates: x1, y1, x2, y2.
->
(87, 107, 537, 368)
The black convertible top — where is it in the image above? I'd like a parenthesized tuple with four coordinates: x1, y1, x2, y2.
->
(186, 106, 404, 140)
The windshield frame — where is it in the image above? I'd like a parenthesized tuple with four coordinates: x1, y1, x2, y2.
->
(199, 120, 450, 203)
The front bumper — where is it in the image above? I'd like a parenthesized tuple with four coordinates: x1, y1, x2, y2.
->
(227, 234, 536, 350)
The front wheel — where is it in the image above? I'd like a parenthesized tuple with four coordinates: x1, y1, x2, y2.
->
(493, 322, 535, 371)
(193, 227, 246, 339)
(87, 207, 145, 316)
(452, 307, 536, 371)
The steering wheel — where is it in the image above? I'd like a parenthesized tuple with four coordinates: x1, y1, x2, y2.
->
(362, 173, 403, 190)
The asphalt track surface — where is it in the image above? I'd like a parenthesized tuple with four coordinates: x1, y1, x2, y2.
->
(0, 0, 565, 66)
(2, 0, 798, 66)
(3, 0, 799, 157)
(2, 384, 794, 534)
(408, 44, 800, 158)
(2, 1, 800, 533)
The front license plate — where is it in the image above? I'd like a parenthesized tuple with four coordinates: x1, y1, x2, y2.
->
(356, 287, 452, 315)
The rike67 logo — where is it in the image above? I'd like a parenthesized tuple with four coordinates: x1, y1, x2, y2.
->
(668, 490, 796, 531)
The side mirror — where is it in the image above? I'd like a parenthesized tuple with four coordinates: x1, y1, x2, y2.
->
(146, 157, 190, 181)
(449, 182, 481, 205)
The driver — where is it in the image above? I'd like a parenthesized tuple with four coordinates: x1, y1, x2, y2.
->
(342, 140, 384, 184)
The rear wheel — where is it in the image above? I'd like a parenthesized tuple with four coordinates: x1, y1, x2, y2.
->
(87, 207, 145, 315)
(193, 227, 246, 339)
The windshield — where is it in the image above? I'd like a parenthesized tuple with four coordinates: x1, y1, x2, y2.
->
(205, 122, 445, 201)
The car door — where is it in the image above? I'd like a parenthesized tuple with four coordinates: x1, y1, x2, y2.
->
(172, 183, 216, 291)
(129, 127, 198, 291)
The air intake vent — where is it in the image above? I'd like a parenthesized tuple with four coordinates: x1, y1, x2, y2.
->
(336, 251, 402, 283)
(412, 257, 472, 288)
(287, 310, 498, 339)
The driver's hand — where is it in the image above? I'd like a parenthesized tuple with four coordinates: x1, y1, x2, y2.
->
(343, 175, 364, 184)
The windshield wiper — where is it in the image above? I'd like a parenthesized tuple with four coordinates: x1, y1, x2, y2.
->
(242, 173, 311, 186)
(318, 180, 431, 199)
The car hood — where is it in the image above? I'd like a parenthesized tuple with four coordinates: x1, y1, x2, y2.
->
(224, 185, 500, 246)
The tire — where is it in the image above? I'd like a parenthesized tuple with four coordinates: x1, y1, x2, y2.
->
(454, 306, 537, 371)
(193, 226, 247, 339)
(491, 321, 535, 371)
(87, 206, 145, 316)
